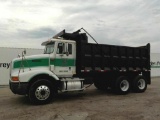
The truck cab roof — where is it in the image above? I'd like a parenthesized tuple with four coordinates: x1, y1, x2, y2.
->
(41, 38, 76, 46)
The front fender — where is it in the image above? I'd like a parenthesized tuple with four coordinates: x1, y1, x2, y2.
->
(18, 69, 59, 82)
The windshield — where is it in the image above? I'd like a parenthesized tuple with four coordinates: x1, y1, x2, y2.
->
(44, 42, 55, 54)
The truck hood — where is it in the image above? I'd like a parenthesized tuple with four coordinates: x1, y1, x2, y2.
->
(12, 54, 50, 69)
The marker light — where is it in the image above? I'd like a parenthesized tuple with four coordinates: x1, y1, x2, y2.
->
(11, 76, 19, 81)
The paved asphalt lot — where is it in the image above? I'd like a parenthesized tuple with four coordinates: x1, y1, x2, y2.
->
(0, 77, 160, 120)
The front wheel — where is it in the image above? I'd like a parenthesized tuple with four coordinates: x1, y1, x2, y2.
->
(132, 76, 147, 93)
(29, 79, 57, 104)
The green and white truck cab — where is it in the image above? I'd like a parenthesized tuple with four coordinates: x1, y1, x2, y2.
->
(10, 38, 84, 104)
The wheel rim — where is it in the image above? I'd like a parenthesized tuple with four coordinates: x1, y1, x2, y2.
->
(120, 80, 129, 92)
(138, 79, 146, 90)
(35, 85, 50, 100)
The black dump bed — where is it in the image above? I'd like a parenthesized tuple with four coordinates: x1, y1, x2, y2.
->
(57, 29, 150, 76)
(77, 43, 150, 73)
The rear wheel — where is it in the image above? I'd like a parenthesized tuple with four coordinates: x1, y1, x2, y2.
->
(132, 75, 147, 93)
(29, 79, 57, 104)
(114, 76, 130, 95)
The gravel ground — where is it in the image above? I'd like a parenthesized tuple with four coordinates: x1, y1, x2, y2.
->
(0, 77, 160, 120)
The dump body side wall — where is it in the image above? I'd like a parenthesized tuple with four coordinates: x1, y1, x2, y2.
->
(75, 42, 151, 84)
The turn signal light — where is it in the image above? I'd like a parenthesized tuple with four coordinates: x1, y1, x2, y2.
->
(11, 76, 19, 81)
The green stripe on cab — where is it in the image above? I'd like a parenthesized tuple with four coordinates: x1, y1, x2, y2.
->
(50, 58, 75, 66)
(13, 58, 75, 69)
(13, 58, 49, 68)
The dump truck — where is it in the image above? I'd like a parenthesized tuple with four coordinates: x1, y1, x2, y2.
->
(9, 28, 151, 104)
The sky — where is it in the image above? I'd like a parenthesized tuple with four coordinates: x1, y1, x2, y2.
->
(0, 0, 160, 53)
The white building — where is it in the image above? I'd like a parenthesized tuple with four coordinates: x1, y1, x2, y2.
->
(0, 47, 43, 85)
(151, 53, 160, 77)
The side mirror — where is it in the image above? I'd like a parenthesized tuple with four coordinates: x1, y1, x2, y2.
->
(22, 49, 26, 56)
(66, 51, 69, 56)
(17, 54, 21, 58)
(23, 49, 26, 55)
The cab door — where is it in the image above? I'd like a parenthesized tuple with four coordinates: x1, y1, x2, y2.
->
(53, 42, 76, 77)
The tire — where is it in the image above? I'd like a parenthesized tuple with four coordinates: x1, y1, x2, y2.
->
(114, 76, 130, 95)
(132, 75, 147, 93)
(29, 79, 57, 104)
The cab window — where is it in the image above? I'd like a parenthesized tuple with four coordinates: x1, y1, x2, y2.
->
(57, 43, 64, 54)
(68, 44, 72, 54)
(44, 42, 55, 54)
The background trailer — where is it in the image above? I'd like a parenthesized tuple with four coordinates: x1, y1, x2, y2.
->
(151, 53, 160, 77)
(0, 47, 43, 85)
